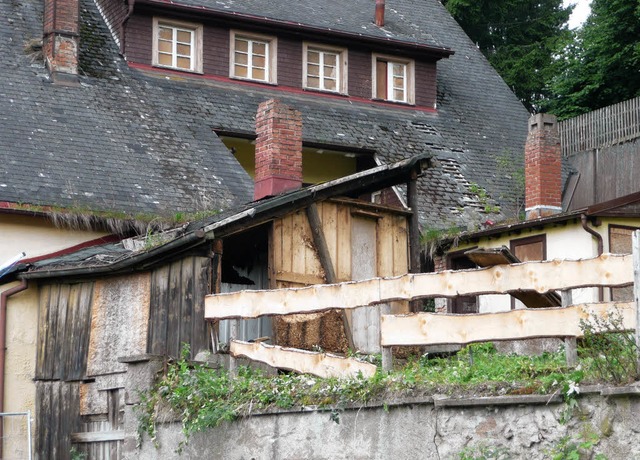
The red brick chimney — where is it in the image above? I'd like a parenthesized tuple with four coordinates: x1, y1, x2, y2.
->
(375, 0, 385, 26)
(43, 0, 80, 80)
(254, 99, 303, 200)
(525, 113, 562, 220)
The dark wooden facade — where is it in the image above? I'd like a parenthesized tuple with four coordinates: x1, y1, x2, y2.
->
(122, 10, 438, 108)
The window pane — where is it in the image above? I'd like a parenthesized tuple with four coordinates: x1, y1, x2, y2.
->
(253, 56, 266, 68)
(158, 27, 173, 41)
(176, 30, 191, 43)
(158, 40, 172, 53)
(235, 52, 248, 65)
(253, 68, 266, 80)
(234, 65, 248, 77)
(308, 50, 320, 64)
(235, 38, 248, 52)
(177, 44, 191, 56)
(324, 65, 336, 78)
(325, 79, 336, 91)
(393, 76, 404, 88)
(392, 63, 405, 77)
(177, 57, 191, 69)
(253, 42, 266, 55)
(307, 63, 319, 77)
(307, 76, 320, 88)
(393, 89, 405, 101)
(324, 53, 337, 66)
(158, 53, 172, 66)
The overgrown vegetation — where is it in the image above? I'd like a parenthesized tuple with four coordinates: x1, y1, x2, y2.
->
(139, 310, 638, 450)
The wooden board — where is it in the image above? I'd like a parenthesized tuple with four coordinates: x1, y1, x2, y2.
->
(205, 254, 633, 319)
(230, 340, 376, 379)
(380, 302, 636, 346)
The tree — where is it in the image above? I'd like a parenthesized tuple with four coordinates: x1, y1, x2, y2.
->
(543, 0, 640, 119)
(443, 0, 573, 112)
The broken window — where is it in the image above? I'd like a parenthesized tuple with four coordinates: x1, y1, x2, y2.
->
(373, 55, 414, 104)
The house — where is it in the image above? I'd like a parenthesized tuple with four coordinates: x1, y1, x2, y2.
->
(6, 100, 430, 456)
(438, 99, 640, 315)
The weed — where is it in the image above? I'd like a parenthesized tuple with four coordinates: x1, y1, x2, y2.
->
(547, 433, 606, 460)
(578, 308, 638, 384)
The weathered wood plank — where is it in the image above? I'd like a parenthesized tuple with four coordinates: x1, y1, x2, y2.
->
(53, 284, 70, 380)
(148, 264, 171, 355)
(275, 271, 326, 285)
(230, 340, 376, 379)
(73, 283, 94, 380)
(393, 216, 408, 276)
(64, 284, 79, 380)
(71, 431, 125, 443)
(320, 201, 338, 276)
(380, 302, 636, 346)
(180, 257, 195, 356)
(205, 254, 633, 319)
(633, 230, 640, 373)
(167, 259, 183, 358)
(192, 256, 210, 356)
(36, 285, 52, 380)
(377, 215, 394, 277)
(336, 204, 351, 281)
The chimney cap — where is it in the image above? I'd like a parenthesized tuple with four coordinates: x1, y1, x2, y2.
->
(528, 113, 557, 132)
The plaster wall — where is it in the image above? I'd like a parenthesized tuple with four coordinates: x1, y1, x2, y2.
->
(1, 282, 38, 459)
(0, 213, 108, 262)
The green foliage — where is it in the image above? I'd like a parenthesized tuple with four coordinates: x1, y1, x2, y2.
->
(544, 0, 640, 118)
(578, 309, 639, 384)
(443, 0, 573, 112)
(459, 444, 512, 460)
(547, 433, 607, 460)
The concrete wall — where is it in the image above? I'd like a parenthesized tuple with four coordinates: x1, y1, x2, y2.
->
(2, 282, 38, 459)
(0, 213, 108, 262)
(127, 389, 640, 460)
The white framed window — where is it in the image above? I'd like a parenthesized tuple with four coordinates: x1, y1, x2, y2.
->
(152, 18, 203, 73)
(303, 43, 348, 94)
(230, 31, 277, 83)
(372, 54, 415, 104)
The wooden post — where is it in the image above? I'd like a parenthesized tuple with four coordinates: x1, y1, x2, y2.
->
(306, 204, 355, 350)
(407, 170, 421, 313)
(380, 303, 392, 372)
(565, 337, 578, 367)
(633, 230, 640, 375)
(229, 319, 239, 377)
(210, 239, 223, 353)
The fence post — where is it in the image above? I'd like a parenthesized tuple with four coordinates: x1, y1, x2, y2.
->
(380, 304, 393, 372)
(229, 319, 239, 377)
(633, 230, 640, 375)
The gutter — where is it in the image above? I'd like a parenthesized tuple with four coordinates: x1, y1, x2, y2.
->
(0, 279, 28, 455)
(134, 0, 454, 59)
(581, 214, 604, 301)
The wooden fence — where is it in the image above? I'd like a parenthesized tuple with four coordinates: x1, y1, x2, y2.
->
(205, 231, 640, 377)
(559, 96, 640, 157)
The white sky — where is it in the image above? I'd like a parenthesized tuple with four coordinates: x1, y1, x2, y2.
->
(564, 0, 592, 29)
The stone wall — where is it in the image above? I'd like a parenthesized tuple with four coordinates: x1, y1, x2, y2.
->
(123, 374, 640, 459)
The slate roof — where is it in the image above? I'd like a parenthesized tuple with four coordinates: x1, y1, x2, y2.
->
(0, 0, 529, 229)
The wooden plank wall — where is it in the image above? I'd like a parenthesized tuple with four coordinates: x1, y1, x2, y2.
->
(272, 200, 409, 352)
(35, 381, 81, 460)
(36, 283, 94, 381)
(147, 256, 210, 358)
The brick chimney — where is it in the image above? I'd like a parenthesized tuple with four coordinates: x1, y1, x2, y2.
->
(375, 0, 385, 26)
(525, 113, 562, 220)
(254, 99, 303, 200)
(43, 0, 80, 80)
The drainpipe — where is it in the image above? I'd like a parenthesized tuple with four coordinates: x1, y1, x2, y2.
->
(581, 214, 603, 301)
(119, 0, 136, 56)
(0, 279, 28, 455)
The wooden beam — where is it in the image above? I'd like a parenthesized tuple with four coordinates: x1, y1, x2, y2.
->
(205, 254, 633, 319)
(230, 340, 376, 379)
(275, 271, 326, 286)
(305, 204, 355, 350)
(633, 230, 640, 374)
(380, 302, 636, 346)
(71, 431, 125, 443)
(407, 171, 421, 312)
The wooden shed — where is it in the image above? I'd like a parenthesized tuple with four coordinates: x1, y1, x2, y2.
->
(20, 153, 430, 459)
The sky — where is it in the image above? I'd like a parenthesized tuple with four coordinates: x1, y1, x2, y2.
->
(564, 0, 592, 29)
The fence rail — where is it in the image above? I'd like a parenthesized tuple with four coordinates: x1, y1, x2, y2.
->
(207, 232, 640, 378)
(559, 97, 640, 157)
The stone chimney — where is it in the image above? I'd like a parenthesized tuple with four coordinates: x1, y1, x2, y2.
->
(254, 99, 303, 201)
(43, 0, 80, 81)
(375, 0, 385, 26)
(525, 113, 562, 220)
